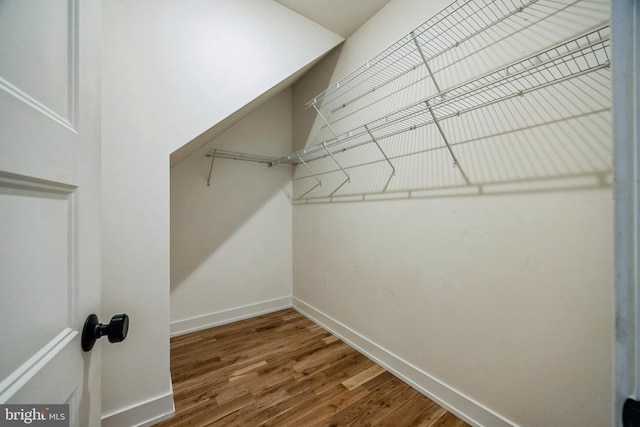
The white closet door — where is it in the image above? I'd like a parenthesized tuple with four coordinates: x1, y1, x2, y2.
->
(0, 1, 102, 426)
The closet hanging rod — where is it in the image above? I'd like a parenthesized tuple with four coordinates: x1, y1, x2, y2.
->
(205, 148, 278, 165)
(307, 0, 543, 111)
(277, 25, 610, 167)
(205, 149, 279, 186)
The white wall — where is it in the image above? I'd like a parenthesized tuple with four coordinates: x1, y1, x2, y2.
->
(100, 1, 341, 424)
(292, 0, 613, 426)
(170, 89, 293, 335)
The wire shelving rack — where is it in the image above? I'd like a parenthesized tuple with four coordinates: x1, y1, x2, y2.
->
(205, 0, 611, 198)
(305, 0, 542, 113)
(278, 26, 610, 165)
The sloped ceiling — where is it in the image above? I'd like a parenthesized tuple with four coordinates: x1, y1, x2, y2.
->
(171, 0, 393, 166)
(274, 0, 391, 38)
(165, 0, 344, 167)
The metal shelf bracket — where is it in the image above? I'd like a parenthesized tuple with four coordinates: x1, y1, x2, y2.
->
(411, 31, 442, 95)
(296, 153, 322, 187)
(323, 142, 351, 183)
(426, 102, 471, 185)
(312, 101, 339, 139)
(206, 149, 216, 187)
(365, 125, 396, 177)
(204, 148, 278, 186)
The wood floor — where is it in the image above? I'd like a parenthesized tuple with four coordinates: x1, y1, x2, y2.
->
(153, 308, 470, 427)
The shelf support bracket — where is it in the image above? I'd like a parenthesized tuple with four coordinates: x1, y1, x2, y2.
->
(412, 32, 442, 95)
(205, 149, 216, 186)
(312, 101, 339, 139)
(296, 153, 322, 187)
(365, 125, 396, 177)
(297, 182, 321, 200)
(329, 178, 350, 197)
(323, 142, 351, 183)
(426, 102, 471, 185)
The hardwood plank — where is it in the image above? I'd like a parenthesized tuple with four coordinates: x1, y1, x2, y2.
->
(286, 385, 370, 427)
(348, 380, 421, 426)
(374, 394, 438, 426)
(428, 411, 470, 427)
(342, 364, 386, 391)
(362, 370, 396, 392)
(320, 377, 407, 426)
(229, 360, 268, 379)
(152, 308, 471, 427)
(310, 353, 375, 396)
(292, 340, 352, 373)
(323, 335, 340, 345)
(412, 406, 449, 427)
(264, 384, 369, 427)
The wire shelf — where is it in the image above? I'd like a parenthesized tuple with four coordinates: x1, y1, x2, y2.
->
(203, 0, 610, 198)
(279, 25, 610, 166)
(306, 0, 543, 113)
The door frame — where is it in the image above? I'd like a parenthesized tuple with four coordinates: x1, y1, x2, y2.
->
(613, 0, 639, 425)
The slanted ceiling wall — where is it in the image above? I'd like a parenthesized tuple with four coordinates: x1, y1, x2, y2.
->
(170, 0, 613, 426)
(170, 89, 294, 335)
(100, 1, 341, 425)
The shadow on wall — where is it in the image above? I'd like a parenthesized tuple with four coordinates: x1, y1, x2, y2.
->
(169, 94, 292, 292)
(288, 0, 612, 204)
(292, 44, 344, 153)
(290, 87, 612, 204)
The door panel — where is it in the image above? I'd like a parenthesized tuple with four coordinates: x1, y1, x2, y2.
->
(0, 173, 77, 390)
(0, 0, 102, 425)
(0, 0, 77, 128)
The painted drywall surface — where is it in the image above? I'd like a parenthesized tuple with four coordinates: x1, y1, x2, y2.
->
(101, 0, 341, 420)
(294, 191, 613, 426)
(170, 89, 292, 326)
(292, 0, 613, 425)
(100, 151, 171, 423)
(102, 0, 342, 159)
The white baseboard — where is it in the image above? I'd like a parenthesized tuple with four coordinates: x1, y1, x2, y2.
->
(170, 296, 292, 337)
(101, 389, 175, 427)
(292, 297, 518, 427)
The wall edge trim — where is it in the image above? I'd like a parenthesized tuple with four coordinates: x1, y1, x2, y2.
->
(101, 389, 175, 427)
(170, 296, 293, 337)
(292, 297, 519, 427)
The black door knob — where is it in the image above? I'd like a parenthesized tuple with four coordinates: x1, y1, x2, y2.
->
(81, 313, 129, 352)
